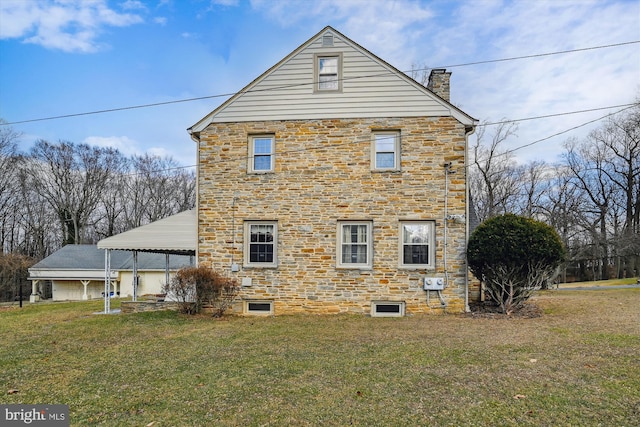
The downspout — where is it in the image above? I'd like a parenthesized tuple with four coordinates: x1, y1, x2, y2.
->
(441, 162, 453, 308)
(189, 128, 201, 266)
(464, 124, 477, 313)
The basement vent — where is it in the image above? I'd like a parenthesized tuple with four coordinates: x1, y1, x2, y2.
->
(322, 33, 334, 47)
(371, 301, 405, 318)
(246, 300, 273, 315)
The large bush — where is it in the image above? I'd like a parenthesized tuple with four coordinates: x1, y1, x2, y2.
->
(163, 266, 239, 317)
(0, 253, 34, 302)
(467, 214, 565, 314)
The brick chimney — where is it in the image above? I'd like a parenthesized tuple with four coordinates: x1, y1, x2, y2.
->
(427, 68, 451, 102)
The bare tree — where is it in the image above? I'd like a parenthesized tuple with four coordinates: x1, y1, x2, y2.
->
(27, 140, 124, 245)
(588, 104, 640, 277)
(0, 121, 23, 254)
(515, 160, 551, 219)
(408, 62, 430, 85)
(563, 137, 618, 280)
(470, 121, 520, 221)
(123, 154, 195, 229)
(92, 157, 130, 240)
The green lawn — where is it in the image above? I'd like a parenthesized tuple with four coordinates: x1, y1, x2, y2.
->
(1, 287, 639, 426)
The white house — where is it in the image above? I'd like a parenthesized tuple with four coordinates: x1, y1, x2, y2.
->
(28, 245, 193, 301)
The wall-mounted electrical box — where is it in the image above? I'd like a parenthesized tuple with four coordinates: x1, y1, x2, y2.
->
(423, 277, 444, 291)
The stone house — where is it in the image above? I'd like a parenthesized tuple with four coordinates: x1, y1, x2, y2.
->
(188, 26, 478, 316)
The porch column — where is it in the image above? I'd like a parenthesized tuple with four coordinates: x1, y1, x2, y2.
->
(81, 280, 90, 300)
(30, 279, 40, 303)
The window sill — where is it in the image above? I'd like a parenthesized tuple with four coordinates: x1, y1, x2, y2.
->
(399, 266, 435, 271)
(371, 168, 401, 173)
(243, 264, 278, 269)
(336, 266, 373, 271)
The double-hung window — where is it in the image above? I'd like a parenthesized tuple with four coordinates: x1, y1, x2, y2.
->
(244, 221, 277, 267)
(337, 221, 372, 269)
(315, 54, 341, 92)
(399, 221, 435, 269)
(249, 135, 274, 173)
(372, 131, 400, 170)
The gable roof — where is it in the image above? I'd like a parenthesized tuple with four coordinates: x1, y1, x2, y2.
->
(28, 245, 192, 280)
(97, 209, 196, 255)
(189, 26, 476, 140)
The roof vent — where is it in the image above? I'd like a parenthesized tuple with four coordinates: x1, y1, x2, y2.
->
(322, 33, 334, 47)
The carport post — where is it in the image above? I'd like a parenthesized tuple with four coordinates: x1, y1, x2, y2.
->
(104, 249, 111, 313)
(165, 254, 170, 290)
(133, 251, 138, 302)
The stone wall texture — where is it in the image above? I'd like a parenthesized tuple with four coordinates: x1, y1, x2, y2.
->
(198, 116, 479, 315)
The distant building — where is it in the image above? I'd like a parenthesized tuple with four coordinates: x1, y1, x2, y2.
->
(28, 245, 192, 301)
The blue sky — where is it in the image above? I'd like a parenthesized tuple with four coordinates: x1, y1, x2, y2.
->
(1, 0, 638, 167)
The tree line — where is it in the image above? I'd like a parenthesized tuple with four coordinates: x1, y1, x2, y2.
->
(0, 121, 195, 300)
(0, 100, 638, 300)
(470, 102, 640, 281)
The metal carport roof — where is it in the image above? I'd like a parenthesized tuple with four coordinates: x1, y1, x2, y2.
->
(97, 209, 196, 255)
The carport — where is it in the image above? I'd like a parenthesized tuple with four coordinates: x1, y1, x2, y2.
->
(97, 209, 197, 313)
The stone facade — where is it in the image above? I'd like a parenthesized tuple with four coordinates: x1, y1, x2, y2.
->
(197, 115, 477, 315)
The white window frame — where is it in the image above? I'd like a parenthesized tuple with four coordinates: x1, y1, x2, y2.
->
(337, 221, 373, 269)
(399, 221, 435, 269)
(372, 131, 400, 171)
(314, 53, 342, 92)
(248, 135, 274, 173)
(244, 221, 278, 268)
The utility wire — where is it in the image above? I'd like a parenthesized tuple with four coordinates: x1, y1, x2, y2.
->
(506, 104, 636, 155)
(427, 40, 640, 70)
(478, 104, 637, 127)
(2, 40, 638, 126)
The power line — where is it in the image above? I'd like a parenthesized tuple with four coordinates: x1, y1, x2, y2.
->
(431, 40, 640, 70)
(506, 104, 636, 155)
(2, 40, 638, 126)
(478, 103, 637, 127)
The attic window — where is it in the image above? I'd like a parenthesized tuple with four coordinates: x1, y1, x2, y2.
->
(315, 53, 342, 92)
(322, 33, 334, 47)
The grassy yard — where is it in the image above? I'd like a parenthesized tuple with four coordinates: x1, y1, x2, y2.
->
(1, 286, 639, 426)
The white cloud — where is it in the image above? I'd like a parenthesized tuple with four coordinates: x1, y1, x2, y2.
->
(147, 146, 173, 158)
(84, 135, 142, 156)
(154, 16, 167, 25)
(121, 0, 147, 11)
(250, 0, 433, 66)
(0, 0, 144, 53)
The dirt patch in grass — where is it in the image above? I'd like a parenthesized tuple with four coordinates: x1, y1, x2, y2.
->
(467, 301, 544, 318)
